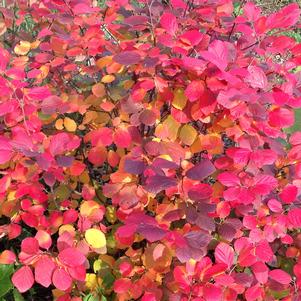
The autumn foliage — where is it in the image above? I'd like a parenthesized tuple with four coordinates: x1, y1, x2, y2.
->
(2, 0, 301, 300)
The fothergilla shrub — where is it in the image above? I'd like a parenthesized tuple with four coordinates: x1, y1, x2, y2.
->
(1, 0, 301, 300)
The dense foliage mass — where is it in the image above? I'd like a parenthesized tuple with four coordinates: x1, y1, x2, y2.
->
(2, 0, 301, 300)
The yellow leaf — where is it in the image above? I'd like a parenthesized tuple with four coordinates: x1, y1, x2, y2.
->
(64, 117, 77, 132)
(85, 273, 97, 290)
(179, 124, 197, 146)
(101, 74, 115, 83)
(172, 88, 187, 110)
(85, 228, 106, 249)
(14, 41, 31, 55)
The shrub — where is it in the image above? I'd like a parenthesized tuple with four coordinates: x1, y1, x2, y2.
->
(1, 0, 301, 300)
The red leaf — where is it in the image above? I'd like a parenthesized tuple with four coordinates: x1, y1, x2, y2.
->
(214, 242, 234, 268)
(188, 183, 213, 201)
(34, 256, 56, 287)
(160, 13, 178, 36)
(88, 146, 107, 166)
(269, 269, 291, 284)
(12, 266, 34, 293)
(58, 248, 85, 267)
(184, 80, 205, 102)
(114, 128, 132, 148)
(113, 51, 141, 65)
(52, 268, 72, 291)
(114, 278, 132, 294)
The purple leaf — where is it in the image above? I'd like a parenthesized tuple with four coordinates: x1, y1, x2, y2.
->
(124, 158, 146, 175)
(186, 159, 216, 180)
(145, 175, 177, 194)
(137, 224, 167, 242)
(113, 51, 141, 65)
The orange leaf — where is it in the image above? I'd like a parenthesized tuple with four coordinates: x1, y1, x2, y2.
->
(92, 83, 106, 98)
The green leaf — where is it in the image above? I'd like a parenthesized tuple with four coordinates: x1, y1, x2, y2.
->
(83, 293, 99, 301)
(100, 295, 107, 301)
(13, 289, 25, 301)
(269, 289, 290, 299)
(102, 271, 115, 289)
(0, 265, 14, 298)
(285, 108, 301, 134)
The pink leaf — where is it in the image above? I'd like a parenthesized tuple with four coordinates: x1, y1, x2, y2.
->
(217, 172, 240, 187)
(252, 262, 268, 284)
(0, 137, 13, 164)
(267, 199, 282, 213)
(34, 256, 56, 287)
(68, 265, 86, 281)
(269, 269, 291, 285)
(58, 248, 85, 267)
(279, 185, 298, 204)
(226, 148, 251, 165)
(250, 149, 277, 167)
(52, 268, 72, 291)
(199, 40, 229, 70)
(35, 230, 52, 250)
(252, 174, 278, 195)
(255, 240, 273, 262)
(269, 108, 294, 128)
(266, 3, 300, 30)
(245, 66, 268, 89)
(245, 284, 262, 301)
(73, 3, 95, 14)
(287, 208, 301, 228)
(214, 242, 234, 268)
(203, 284, 222, 301)
(160, 13, 178, 36)
(12, 266, 34, 293)
(21, 237, 39, 254)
